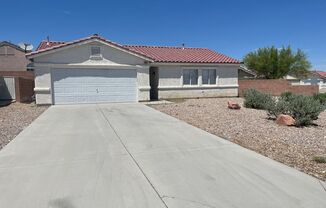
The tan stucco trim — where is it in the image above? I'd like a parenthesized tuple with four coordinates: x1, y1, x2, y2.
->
(158, 85, 238, 90)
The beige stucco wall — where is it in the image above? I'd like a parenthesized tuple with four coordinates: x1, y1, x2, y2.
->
(155, 64, 239, 99)
(34, 66, 52, 104)
(0, 45, 30, 71)
(159, 87, 238, 98)
(137, 67, 150, 101)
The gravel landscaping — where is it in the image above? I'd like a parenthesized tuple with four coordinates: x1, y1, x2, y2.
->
(151, 98, 326, 181)
(0, 102, 48, 150)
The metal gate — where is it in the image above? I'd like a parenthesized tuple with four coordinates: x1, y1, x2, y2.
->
(0, 77, 15, 100)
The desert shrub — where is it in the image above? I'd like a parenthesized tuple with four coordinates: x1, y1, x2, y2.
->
(244, 89, 324, 126)
(280, 91, 294, 102)
(313, 93, 326, 107)
(243, 89, 274, 110)
(287, 95, 324, 126)
(265, 97, 290, 118)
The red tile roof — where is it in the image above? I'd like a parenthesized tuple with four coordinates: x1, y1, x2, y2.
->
(123, 45, 240, 64)
(36, 41, 65, 51)
(29, 35, 241, 64)
(28, 35, 153, 60)
(315, 71, 326, 78)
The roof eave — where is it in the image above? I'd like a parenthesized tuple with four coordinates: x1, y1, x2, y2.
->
(150, 62, 241, 66)
(27, 37, 155, 62)
(0, 41, 26, 53)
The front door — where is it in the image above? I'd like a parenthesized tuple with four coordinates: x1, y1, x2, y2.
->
(149, 67, 159, 100)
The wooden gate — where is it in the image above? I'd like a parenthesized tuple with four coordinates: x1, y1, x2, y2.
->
(0, 77, 15, 100)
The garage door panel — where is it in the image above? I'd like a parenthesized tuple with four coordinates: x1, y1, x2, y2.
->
(52, 69, 137, 104)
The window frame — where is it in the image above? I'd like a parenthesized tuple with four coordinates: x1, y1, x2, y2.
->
(202, 69, 217, 85)
(182, 69, 199, 86)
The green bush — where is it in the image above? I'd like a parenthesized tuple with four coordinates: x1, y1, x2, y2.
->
(243, 89, 325, 126)
(243, 89, 274, 110)
(280, 92, 294, 102)
(313, 93, 326, 106)
(287, 95, 324, 126)
(265, 98, 290, 119)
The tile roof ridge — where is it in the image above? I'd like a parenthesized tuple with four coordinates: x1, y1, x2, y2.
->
(123, 44, 207, 50)
(40, 40, 65, 43)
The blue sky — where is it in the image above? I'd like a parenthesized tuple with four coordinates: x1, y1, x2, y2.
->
(1, 0, 325, 70)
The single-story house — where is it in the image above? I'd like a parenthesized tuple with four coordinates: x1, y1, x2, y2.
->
(238, 65, 256, 79)
(0, 41, 34, 102)
(27, 34, 241, 105)
(0, 41, 31, 71)
(284, 71, 326, 93)
(285, 71, 326, 85)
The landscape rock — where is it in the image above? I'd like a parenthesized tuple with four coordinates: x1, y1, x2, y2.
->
(276, 114, 295, 126)
(227, 101, 241, 109)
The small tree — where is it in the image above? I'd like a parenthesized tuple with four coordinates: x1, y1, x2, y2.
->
(244, 46, 311, 79)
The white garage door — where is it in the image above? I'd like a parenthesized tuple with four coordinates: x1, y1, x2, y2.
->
(52, 68, 137, 104)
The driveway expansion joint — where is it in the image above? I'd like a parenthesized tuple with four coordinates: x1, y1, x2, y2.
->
(97, 105, 169, 208)
(318, 180, 326, 192)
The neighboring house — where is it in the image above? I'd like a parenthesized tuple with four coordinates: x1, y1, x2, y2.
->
(285, 71, 326, 85)
(238, 65, 256, 79)
(0, 41, 30, 71)
(284, 74, 302, 85)
(303, 71, 326, 85)
(27, 34, 241, 105)
(284, 71, 326, 93)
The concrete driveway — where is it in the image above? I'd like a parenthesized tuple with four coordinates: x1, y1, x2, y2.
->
(0, 104, 325, 208)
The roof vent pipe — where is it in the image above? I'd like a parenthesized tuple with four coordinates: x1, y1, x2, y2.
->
(46, 36, 50, 46)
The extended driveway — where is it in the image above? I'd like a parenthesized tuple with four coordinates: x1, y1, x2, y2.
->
(0, 104, 325, 208)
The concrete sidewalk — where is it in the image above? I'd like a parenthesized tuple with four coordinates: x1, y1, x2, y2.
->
(0, 104, 325, 208)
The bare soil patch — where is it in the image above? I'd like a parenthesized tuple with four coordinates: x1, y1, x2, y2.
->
(0, 102, 48, 150)
(151, 98, 326, 180)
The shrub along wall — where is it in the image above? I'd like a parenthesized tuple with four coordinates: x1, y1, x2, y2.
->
(238, 79, 319, 97)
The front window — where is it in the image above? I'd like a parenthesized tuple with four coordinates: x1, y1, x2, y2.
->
(202, 69, 216, 85)
(183, 69, 198, 85)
